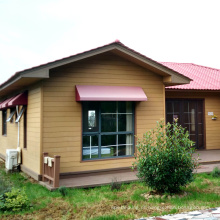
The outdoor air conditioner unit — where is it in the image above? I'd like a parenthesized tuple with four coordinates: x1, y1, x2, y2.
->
(5, 149, 18, 170)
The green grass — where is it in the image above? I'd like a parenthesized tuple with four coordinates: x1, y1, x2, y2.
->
(1, 161, 220, 219)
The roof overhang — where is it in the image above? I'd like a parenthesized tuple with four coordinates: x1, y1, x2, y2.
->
(76, 85, 148, 101)
(0, 41, 191, 98)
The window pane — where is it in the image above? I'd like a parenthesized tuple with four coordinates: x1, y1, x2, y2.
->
(118, 134, 133, 156)
(82, 135, 99, 159)
(197, 101, 203, 113)
(101, 135, 116, 146)
(118, 102, 126, 113)
(2, 110, 7, 135)
(83, 102, 99, 132)
(101, 146, 116, 157)
(183, 102, 189, 112)
(198, 112, 203, 124)
(118, 114, 132, 132)
(118, 102, 132, 113)
(166, 102, 173, 113)
(101, 114, 116, 132)
(198, 123, 203, 135)
(88, 110, 96, 128)
(173, 102, 180, 113)
(101, 102, 116, 113)
(183, 113, 190, 123)
(101, 135, 116, 157)
(189, 102, 196, 111)
(166, 114, 173, 124)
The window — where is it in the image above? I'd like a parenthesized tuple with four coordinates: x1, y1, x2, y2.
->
(82, 101, 134, 160)
(2, 109, 7, 135)
(23, 108, 27, 149)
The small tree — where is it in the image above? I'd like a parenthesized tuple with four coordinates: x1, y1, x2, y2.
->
(133, 120, 198, 193)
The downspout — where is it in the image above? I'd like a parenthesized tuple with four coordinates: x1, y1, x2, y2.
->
(16, 106, 21, 164)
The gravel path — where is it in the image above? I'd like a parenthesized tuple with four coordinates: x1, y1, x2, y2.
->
(136, 207, 220, 220)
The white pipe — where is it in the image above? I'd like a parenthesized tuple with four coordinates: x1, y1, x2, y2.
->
(16, 106, 21, 164)
(16, 106, 20, 149)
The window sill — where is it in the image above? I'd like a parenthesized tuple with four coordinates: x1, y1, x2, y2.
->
(81, 156, 135, 163)
(2, 134, 7, 137)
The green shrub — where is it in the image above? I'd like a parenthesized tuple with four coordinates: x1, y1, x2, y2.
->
(133, 120, 198, 193)
(211, 167, 220, 177)
(0, 188, 30, 212)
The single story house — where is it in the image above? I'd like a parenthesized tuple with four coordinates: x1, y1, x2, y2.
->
(0, 41, 219, 186)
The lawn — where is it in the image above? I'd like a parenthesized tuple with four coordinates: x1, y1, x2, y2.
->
(1, 160, 220, 220)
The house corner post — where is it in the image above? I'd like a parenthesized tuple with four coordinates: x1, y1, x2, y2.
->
(54, 155, 60, 188)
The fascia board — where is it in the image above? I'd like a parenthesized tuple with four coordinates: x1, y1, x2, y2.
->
(113, 45, 192, 84)
(0, 43, 191, 91)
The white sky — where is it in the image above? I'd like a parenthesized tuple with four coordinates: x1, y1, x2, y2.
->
(1, 0, 220, 84)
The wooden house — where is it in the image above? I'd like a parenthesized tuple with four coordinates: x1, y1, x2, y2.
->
(1, 41, 215, 188)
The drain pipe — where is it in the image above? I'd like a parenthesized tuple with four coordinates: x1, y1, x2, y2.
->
(16, 106, 21, 164)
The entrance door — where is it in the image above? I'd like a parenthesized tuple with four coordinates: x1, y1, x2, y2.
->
(166, 99, 204, 149)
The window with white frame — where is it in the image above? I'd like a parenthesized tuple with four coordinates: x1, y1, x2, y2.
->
(82, 101, 134, 160)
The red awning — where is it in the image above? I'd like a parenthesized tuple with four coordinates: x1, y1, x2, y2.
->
(0, 97, 15, 110)
(8, 93, 28, 107)
(0, 93, 27, 110)
(75, 85, 147, 101)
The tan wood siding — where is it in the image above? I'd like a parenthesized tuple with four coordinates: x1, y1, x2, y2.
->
(0, 84, 42, 177)
(22, 86, 42, 174)
(0, 109, 18, 156)
(166, 91, 220, 150)
(42, 52, 165, 173)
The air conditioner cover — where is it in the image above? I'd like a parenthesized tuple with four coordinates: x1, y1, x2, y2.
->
(6, 149, 18, 170)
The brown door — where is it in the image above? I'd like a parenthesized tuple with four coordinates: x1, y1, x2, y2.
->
(166, 99, 204, 149)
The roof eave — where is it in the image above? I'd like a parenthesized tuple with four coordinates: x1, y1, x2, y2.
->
(0, 42, 191, 96)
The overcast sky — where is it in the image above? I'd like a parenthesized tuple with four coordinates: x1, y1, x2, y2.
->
(0, 0, 220, 84)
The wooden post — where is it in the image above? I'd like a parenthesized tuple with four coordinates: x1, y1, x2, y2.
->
(42, 152, 48, 182)
(53, 155, 60, 188)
